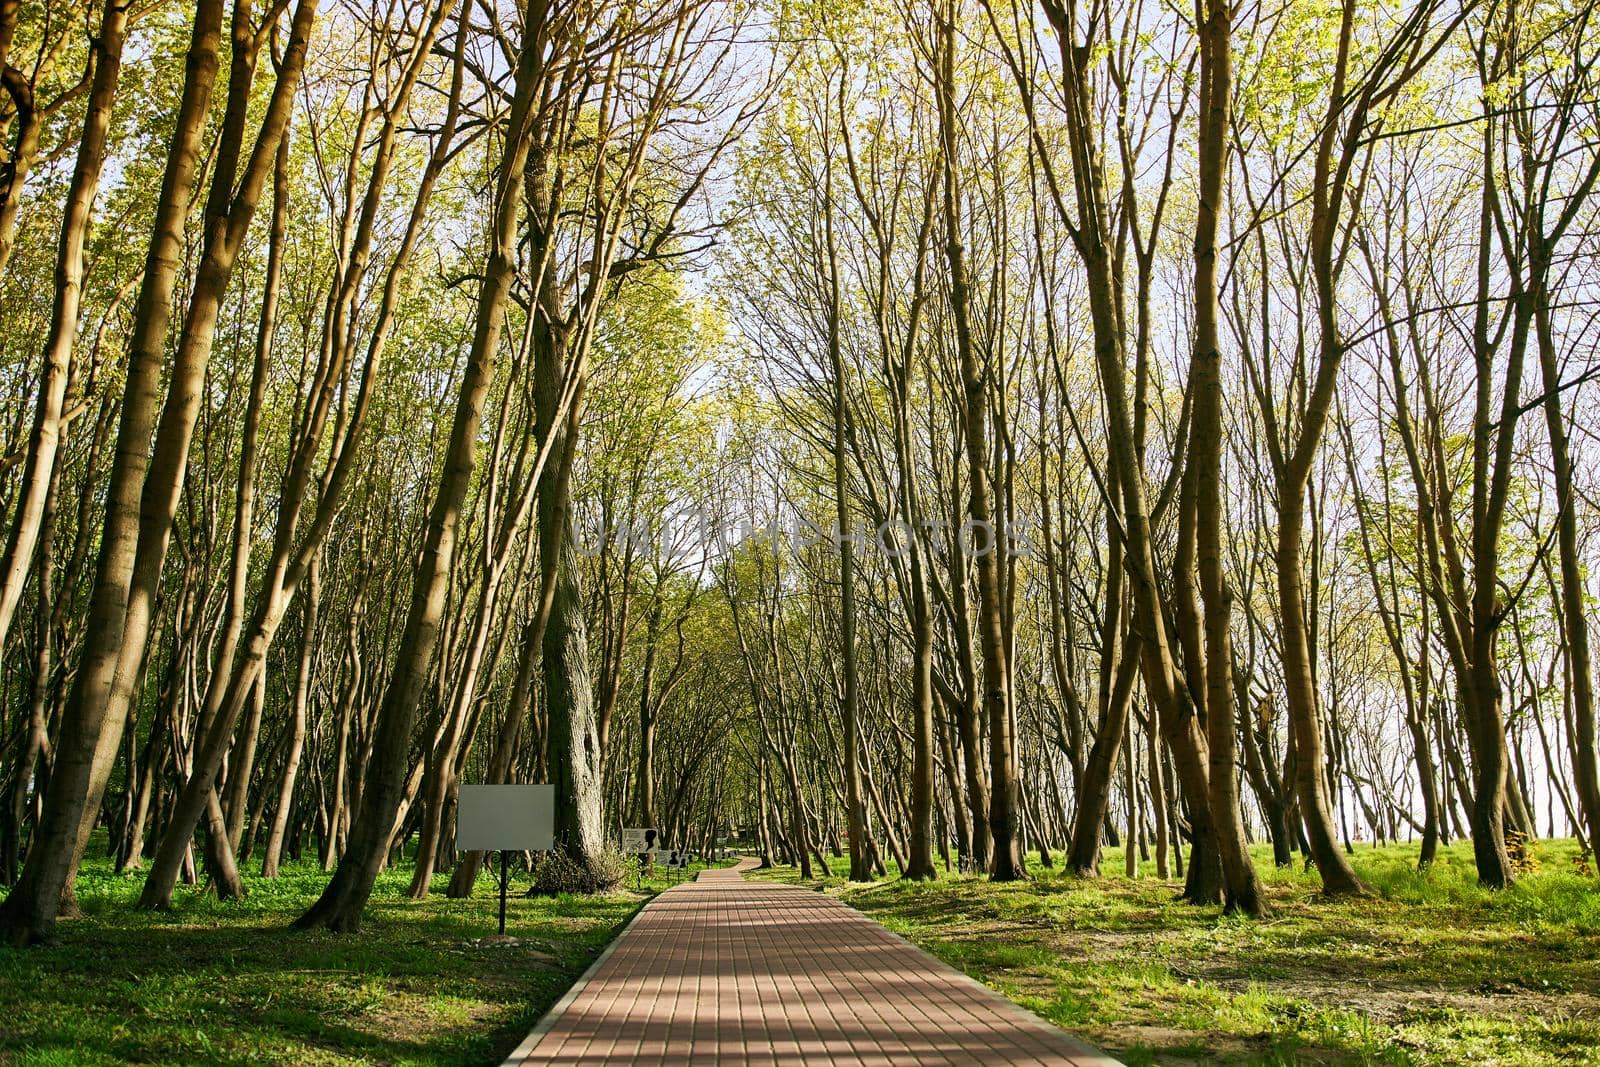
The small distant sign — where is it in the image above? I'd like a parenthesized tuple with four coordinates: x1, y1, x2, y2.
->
(457, 784, 554, 851)
(622, 827, 662, 854)
(663, 848, 692, 869)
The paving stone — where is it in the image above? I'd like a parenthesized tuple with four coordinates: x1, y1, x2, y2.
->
(506, 857, 1120, 1065)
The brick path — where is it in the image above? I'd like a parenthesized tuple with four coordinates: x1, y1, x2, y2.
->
(503, 857, 1119, 1066)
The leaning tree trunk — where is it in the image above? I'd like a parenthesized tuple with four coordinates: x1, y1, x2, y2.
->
(1038, 0, 1224, 904)
(141, 0, 465, 910)
(408, 515, 528, 898)
(1066, 520, 1136, 877)
(0, 0, 47, 280)
(127, 0, 321, 910)
(1276, 0, 1373, 899)
(219, 130, 290, 858)
(262, 557, 319, 879)
(1067, 636, 1138, 876)
(1, 452, 62, 887)
(1279, 435, 1371, 896)
(0, 0, 130, 657)
(294, 16, 546, 932)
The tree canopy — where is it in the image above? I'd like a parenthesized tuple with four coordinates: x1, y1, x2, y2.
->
(0, 0, 1597, 953)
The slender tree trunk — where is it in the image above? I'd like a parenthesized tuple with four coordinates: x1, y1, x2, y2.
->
(1123, 714, 1139, 877)
(935, 1, 1023, 881)
(1, 454, 60, 886)
(634, 602, 662, 829)
(1067, 523, 1137, 875)
(903, 540, 938, 879)
(1146, 712, 1170, 879)
(1038, 0, 1224, 904)
(222, 676, 265, 851)
(409, 526, 523, 898)
(0, 0, 46, 279)
(1279, 0, 1372, 898)
(220, 129, 291, 857)
(822, 155, 869, 882)
(1067, 632, 1138, 875)
(130, 0, 322, 909)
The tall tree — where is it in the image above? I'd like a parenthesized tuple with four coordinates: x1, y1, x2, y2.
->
(294, 0, 556, 931)
(933, 0, 1025, 881)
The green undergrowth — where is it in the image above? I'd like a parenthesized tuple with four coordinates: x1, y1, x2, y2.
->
(0, 845, 715, 1065)
(753, 838, 1600, 1065)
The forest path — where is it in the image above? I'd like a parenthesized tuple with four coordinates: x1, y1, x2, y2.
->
(502, 855, 1118, 1066)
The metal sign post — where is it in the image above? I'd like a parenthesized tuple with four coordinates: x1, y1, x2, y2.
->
(456, 784, 555, 936)
(622, 828, 661, 890)
(496, 849, 510, 935)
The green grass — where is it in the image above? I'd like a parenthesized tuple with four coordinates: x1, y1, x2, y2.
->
(753, 838, 1600, 1066)
(0, 847, 717, 1066)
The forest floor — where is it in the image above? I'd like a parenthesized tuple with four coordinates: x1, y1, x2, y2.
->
(0, 847, 711, 1065)
(753, 838, 1600, 1066)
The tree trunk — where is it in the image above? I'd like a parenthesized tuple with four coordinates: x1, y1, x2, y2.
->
(902, 539, 938, 879)
(1535, 270, 1600, 853)
(1066, 630, 1137, 875)
(535, 323, 606, 879)
(0, 0, 129, 656)
(130, 0, 321, 910)
(1191, 0, 1266, 917)
(634, 603, 662, 829)
(1, 452, 61, 887)
(1038, 0, 1223, 905)
(262, 557, 319, 879)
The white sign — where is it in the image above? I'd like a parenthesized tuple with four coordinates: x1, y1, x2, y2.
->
(663, 848, 692, 868)
(622, 827, 663, 853)
(456, 784, 554, 851)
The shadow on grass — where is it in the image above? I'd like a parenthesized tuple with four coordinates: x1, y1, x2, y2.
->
(0, 856, 653, 1067)
(763, 839, 1600, 1066)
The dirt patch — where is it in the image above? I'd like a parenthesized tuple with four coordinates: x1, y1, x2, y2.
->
(1091, 1025, 1270, 1065)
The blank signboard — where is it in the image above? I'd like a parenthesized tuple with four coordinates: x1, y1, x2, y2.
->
(456, 784, 555, 851)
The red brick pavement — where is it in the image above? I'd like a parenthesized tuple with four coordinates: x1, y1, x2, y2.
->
(504, 857, 1119, 1066)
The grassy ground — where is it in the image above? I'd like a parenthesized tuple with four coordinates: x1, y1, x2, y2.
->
(752, 838, 1600, 1066)
(0, 848, 715, 1066)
